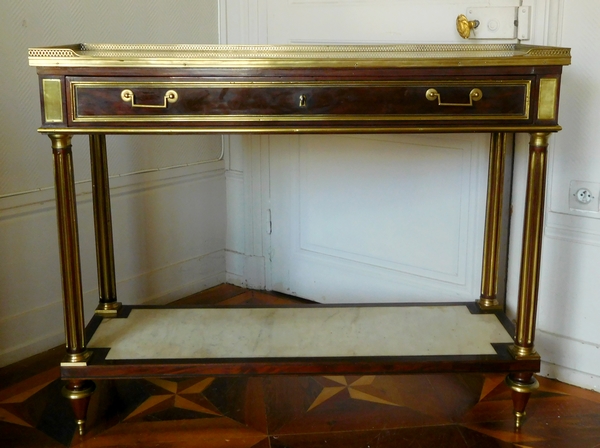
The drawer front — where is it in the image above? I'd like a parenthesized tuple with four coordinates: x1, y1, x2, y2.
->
(69, 79, 531, 124)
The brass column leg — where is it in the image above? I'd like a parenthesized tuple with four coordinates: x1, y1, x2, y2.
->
(51, 134, 96, 434)
(506, 132, 549, 428)
(510, 132, 549, 359)
(50, 134, 92, 365)
(479, 132, 508, 310)
(89, 135, 121, 315)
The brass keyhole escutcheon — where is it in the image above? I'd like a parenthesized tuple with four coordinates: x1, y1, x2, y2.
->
(456, 14, 480, 39)
(299, 94, 307, 107)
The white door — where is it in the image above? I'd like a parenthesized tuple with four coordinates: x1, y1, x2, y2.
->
(223, 0, 545, 304)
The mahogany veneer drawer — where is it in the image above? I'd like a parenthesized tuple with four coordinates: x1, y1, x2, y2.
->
(68, 78, 532, 125)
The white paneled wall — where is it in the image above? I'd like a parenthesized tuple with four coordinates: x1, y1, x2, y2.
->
(222, 0, 600, 393)
(531, 0, 600, 391)
(0, 1, 225, 367)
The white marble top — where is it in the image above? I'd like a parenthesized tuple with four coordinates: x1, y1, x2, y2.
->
(87, 306, 513, 360)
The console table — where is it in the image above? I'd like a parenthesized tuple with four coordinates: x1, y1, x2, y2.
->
(29, 43, 571, 435)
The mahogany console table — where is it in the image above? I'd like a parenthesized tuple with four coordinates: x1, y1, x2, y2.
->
(29, 43, 571, 435)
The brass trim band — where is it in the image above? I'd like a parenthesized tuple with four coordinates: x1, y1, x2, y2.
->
(38, 125, 563, 135)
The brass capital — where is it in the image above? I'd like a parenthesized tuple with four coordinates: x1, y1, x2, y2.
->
(48, 133, 73, 150)
(529, 132, 550, 148)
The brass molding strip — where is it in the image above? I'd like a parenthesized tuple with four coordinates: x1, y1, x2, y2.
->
(38, 125, 563, 135)
(70, 80, 532, 123)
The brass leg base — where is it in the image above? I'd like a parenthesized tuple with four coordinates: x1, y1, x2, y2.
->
(95, 301, 122, 316)
(477, 297, 503, 311)
(508, 344, 541, 360)
(60, 349, 93, 366)
(505, 373, 539, 430)
(62, 380, 96, 436)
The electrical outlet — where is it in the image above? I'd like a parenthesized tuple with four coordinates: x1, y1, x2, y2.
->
(569, 181, 600, 212)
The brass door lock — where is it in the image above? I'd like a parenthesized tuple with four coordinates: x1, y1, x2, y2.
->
(456, 14, 480, 39)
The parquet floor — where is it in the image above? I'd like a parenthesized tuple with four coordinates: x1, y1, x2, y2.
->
(1, 284, 600, 447)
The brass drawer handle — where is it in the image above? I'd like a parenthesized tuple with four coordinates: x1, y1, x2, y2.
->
(120, 89, 178, 108)
(426, 88, 482, 106)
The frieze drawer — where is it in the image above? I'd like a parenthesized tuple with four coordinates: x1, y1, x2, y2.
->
(68, 78, 532, 126)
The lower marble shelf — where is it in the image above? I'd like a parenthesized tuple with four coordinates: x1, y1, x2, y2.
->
(63, 303, 540, 379)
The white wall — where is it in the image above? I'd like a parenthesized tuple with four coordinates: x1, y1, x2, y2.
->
(0, 1, 226, 367)
(518, 0, 600, 391)
(222, 0, 600, 392)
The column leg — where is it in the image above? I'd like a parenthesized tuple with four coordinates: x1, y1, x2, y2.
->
(506, 132, 549, 429)
(51, 134, 95, 435)
(509, 132, 549, 360)
(479, 132, 508, 310)
(89, 135, 121, 315)
(62, 380, 96, 436)
(50, 134, 91, 365)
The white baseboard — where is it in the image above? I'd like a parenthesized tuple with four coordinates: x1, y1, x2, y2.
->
(225, 250, 265, 289)
(0, 330, 65, 368)
(109, 250, 226, 309)
(540, 361, 600, 393)
(536, 328, 600, 392)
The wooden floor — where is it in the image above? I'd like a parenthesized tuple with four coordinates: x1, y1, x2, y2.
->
(1, 284, 600, 447)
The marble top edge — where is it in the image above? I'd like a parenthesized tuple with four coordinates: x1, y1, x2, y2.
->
(28, 43, 571, 67)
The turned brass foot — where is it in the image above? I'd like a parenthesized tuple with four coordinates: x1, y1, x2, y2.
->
(505, 373, 539, 430)
(62, 380, 96, 436)
(513, 410, 526, 429)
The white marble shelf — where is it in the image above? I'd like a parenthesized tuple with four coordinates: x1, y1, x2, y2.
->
(87, 305, 513, 361)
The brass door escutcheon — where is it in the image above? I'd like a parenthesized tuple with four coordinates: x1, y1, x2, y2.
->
(456, 14, 480, 39)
